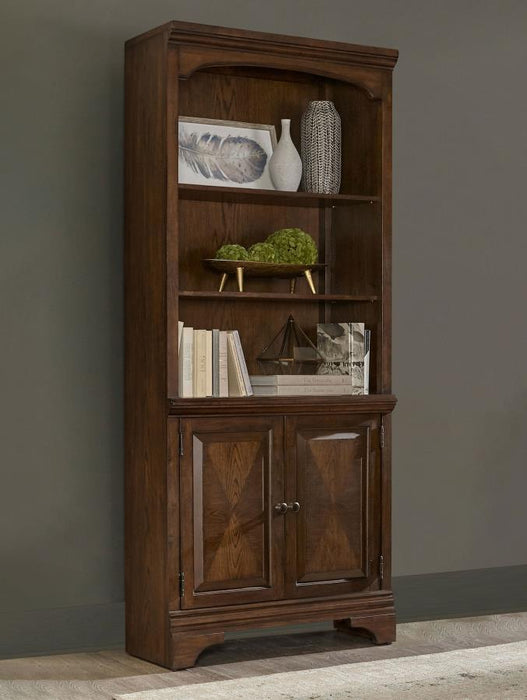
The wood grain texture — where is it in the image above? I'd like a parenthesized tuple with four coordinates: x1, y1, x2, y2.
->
(285, 415, 382, 599)
(179, 417, 284, 609)
(124, 30, 169, 667)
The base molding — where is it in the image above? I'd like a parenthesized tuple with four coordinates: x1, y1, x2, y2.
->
(168, 592, 395, 669)
(333, 613, 396, 644)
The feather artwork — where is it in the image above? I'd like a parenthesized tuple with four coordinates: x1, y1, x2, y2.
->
(179, 130, 268, 184)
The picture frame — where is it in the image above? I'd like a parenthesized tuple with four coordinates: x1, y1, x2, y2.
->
(178, 116, 277, 190)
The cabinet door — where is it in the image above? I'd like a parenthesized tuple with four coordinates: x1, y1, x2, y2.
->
(285, 414, 381, 598)
(180, 416, 284, 609)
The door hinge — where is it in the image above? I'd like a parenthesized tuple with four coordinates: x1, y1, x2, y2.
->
(179, 431, 184, 456)
(379, 555, 384, 584)
(380, 424, 385, 449)
(179, 571, 185, 597)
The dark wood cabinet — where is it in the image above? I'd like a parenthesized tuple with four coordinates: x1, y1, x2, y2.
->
(125, 20, 397, 670)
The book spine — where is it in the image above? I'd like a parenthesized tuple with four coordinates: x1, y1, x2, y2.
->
(227, 332, 246, 396)
(232, 330, 253, 396)
(249, 374, 356, 386)
(193, 330, 207, 398)
(252, 384, 363, 396)
(212, 329, 220, 397)
(178, 320, 184, 354)
(351, 322, 365, 395)
(218, 331, 229, 397)
(179, 327, 194, 398)
(364, 329, 371, 395)
(205, 330, 213, 397)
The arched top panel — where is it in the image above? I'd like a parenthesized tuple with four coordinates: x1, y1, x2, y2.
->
(177, 46, 387, 101)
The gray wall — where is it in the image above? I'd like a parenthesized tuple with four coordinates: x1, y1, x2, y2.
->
(1, 0, 526, 654)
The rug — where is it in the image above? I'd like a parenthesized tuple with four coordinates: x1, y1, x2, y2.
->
(114, 640, 527, 699)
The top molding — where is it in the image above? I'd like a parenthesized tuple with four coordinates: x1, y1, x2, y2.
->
(126, 20, 399, 71)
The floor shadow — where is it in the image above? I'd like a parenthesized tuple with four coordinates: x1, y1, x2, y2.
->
(196, 629, 375, 667)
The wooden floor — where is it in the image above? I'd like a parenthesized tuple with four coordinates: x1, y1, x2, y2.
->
(0, 613, 526, 699)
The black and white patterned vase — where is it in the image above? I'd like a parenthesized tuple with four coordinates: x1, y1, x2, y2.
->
(301, 100, 341, 194)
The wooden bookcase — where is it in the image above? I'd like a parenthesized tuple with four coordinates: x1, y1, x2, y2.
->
(125, 21, 398, 670)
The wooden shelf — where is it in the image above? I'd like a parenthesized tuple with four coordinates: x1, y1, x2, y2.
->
(169, 394, 397, 416)
(178, 183, 380, 207)
(178, 291, 378, 303)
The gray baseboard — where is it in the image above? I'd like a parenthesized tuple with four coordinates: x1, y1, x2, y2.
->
(393, 564, 527, 622)
(1, 565, 526, 658)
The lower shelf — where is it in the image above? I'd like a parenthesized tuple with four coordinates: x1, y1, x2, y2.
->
(169, 393, 397, 416)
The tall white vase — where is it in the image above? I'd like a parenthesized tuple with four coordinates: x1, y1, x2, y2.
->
(268, 119, 302, 191)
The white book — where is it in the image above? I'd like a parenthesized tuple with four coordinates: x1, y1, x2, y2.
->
(178, 320, 184, 353)
(252, 384, 363, 396)
(193, 330, 207, 397)
(212, 329, 220, 397)
(364, 329, 371, 395)
(232, 330, 253, 396)
(218, 331, 229, 397)
(205, 330, 213, 397)
(179, 327, 194, 398)
(227, 332, 246, 396)
(250, 374, 355, 386)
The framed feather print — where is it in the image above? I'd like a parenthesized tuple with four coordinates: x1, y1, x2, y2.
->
(178, 116, 277, 189)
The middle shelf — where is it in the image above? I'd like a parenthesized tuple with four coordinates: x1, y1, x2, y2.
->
(178, 291, 378, 303)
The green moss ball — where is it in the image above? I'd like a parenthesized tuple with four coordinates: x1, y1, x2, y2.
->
(266, 228, 318, 265)
(215, 244, 249, 261)
(248, 242, 277, 263)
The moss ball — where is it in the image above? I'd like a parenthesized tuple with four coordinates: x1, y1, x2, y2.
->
(215, 244, 249, 261)
(266, 228, 318, 265)
(248, 242, 277, 263)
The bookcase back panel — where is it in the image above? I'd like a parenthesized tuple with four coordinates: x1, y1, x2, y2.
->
(178, 200, 320, 293)
(330, 204, 383, 297)
(179, 298, 319, 376)
(178, 67, 380, 197)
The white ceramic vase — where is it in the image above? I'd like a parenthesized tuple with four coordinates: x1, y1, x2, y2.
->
(268, 119, 302, 191)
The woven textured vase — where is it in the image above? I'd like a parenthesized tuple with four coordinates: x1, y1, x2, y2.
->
(301, 100, 341, 194)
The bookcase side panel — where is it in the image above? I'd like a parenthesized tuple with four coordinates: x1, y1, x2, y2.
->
(124, 32, 169, 667)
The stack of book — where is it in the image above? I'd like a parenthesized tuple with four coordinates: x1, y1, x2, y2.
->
(178, 323, 253, 398)
(249, 322, 370, 397)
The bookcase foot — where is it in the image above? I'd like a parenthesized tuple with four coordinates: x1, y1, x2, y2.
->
(169, 631, 225, 670)
(333, 614, 396, 645)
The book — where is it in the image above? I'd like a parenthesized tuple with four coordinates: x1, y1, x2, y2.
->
(250, 374, 355, 386)
(227, 332, 246, 396)
(178, 320, 184, 354)
(252, 384, 360, 396)
(179, 326, 194, 397)
(205, 330, 213, 397)
(212, 329, 220, 397)
(364, 329, 371, 395)
(232, 330, 253, 396)
(218, 331, 229, 397)
(316, 322, 365, 394)
(193, 329, 208, 397)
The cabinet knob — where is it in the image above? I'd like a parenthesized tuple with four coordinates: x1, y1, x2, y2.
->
(274, 502, 288, 515)
(289, 501, 301, 513)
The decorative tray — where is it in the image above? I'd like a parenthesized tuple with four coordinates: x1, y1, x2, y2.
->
(203, 259, 326, 293)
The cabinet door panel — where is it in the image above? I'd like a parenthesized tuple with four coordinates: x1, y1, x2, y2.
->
(285, 414, 381, 598)
(180, 416, 284, 609)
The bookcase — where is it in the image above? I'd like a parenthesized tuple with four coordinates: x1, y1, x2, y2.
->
(125, 21, 398, 670)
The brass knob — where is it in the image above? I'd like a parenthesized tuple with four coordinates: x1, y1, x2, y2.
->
(274, 502, 288, 515)
(289, 501, 301, 512)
